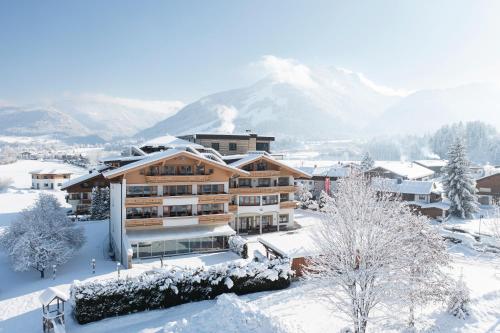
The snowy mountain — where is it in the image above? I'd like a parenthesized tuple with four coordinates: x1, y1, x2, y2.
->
(373, 83, 500, 135)
(0, 106, 91, 138)
(137, 68, 402, 140)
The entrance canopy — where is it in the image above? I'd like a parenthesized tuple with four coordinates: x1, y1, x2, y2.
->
(127, 224, 236, 243)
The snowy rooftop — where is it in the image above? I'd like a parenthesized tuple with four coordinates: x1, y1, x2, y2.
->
(258, 228, 319, 258)
(297, 165, 351, 178)
(229, 154, 311, 178)
(126, 224, 236, 242)
(39, 287, 69, 306)
(371, 177, 437, 195)
(29, 168, 73, 175)
(371, 161, 435, 180)
(60, 170, 103, 190)
(413, 159, 447, 168)
(139, 135, 204, 150)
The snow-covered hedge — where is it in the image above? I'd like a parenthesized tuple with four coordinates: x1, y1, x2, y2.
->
(228, 235, 248, 258)
(70, 258, 292, 324)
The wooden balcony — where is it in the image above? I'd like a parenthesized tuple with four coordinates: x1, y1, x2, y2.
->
(145, 175, 211, 183)
(228, 204, 238, 212)
(198, 213, 232, 225)
(280, 200, 298, 209)
(125, 218, 163, 229)
(198, 194, 230, 204)
(248, 170, 281, 177)
(125, 197, 163, 206)
(229, 185, 297, 195)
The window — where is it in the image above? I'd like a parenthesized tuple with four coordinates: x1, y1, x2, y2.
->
(417, 195, 427, 201)
(256, 161, 267, 171)
(211, 142, 220, 151)
(196, 165, 205, 175)
(126, 206, 158, 219)
(280, 193, 289, 202)
(279, 214, 289, 224)
(127, 186, 158, 197)
(229, 142, 237, 151)
(197, 203, 224, 215)
(163, 185, 191, 196)
(198, 184, 224, 194)
(239, 196, 260, 206)
(163, 165, 176, 175)
(258, 178, 271, 187)
(262, 195, 278, 205)
(278, 177, 289, 186)
(138, 242, 152, 258)
(239, 178, 252, 187)
(164, 205, 192, 217)
(178, 165, 193, 175)
(256, 142, 270, 152)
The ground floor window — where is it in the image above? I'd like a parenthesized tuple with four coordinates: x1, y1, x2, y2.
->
(279, 214, 289, 224)
(131, 236, 229, 259)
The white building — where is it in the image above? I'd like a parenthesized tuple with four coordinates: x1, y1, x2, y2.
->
(30, 169, 72, 190)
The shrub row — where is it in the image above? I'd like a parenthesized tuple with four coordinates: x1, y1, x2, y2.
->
(70, 257, 292, 324)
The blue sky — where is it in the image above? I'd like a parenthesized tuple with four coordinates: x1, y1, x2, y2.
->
(1, 0, 499, 104)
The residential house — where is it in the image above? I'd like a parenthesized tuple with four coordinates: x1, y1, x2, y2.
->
(225, 152, 311, 234)
(61, 170, 109, 214)
(177, 133, 275, 155)
(365, 161, 435, 181)
(413, 159, 447, 177)
(294, 163, 353, 198)
(476, 173, 500, 205)
(30, 169, 72, 190)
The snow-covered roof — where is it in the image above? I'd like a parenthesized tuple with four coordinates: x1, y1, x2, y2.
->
(297, 165, 351, 178)
(100, 155, 146, 163)
(258, 229, 319, 258)
(229, 153, 311, 178)
(140, 135, 204, 150)
(39, 287, 69, 306)
(370, 161, 434, 180)
(103, 149, 248, 179)
(408, 200, 451, 210)
(60, 170, 103, 190)
(29, 168, 73, 175)
(371, 178, 436, 195)
(413, 159, 447, 168)
(126, 224, 235, 242)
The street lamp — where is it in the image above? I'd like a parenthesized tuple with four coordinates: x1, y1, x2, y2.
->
(479, 214, 484, 238)
(117, 262, 121, 278)
(52, 264, 57, 280)
(91, 258, 96, 274)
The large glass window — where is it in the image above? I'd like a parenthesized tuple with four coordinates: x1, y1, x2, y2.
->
(200, 237, 213, 251)
(198, 203, 224, 215)
(262, 195, 278, 205)
(163, 165, 176, 175)
(164, 205, 192, 217)
(179, 165, 193, 175)
(239, 178, 252, 188)
(164, 240, 177, 256)
(278, 177, 290, 186)
(127, 185, 158, 197)
(163, 185, 192, 196)
(258, 178, 271, 187)
(280, 193, 289, 202)
(151, 241, 164, 257)
(279, 214, 289, 224)
(229, 142, 237, 151)
(177, 239, 189, 254)
(198, 184, 224, 194)
(138, 242, 152, 258)
(211, 143, 220, 151)
(126, 206, 158, 219)
(239, 196, 260, 206)
(256, 142, 270, 152)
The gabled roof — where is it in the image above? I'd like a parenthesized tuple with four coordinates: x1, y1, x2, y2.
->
(476, 171, 500, 182)
(368, 161, 434, 180)
(103, 149, 249, 179)
(140, 135, 204, 150)
(39, 287, 69, 306)
(60, 170, 105, 190)
(413, 159, 447, 168)
(29, 168, 73, 175)
(371, 178, 437, 195)
(229, 153, 311, 178)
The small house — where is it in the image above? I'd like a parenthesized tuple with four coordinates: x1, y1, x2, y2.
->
(30, 169, 72, 190)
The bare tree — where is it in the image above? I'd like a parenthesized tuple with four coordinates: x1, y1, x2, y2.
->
(304, 175, 449, 332)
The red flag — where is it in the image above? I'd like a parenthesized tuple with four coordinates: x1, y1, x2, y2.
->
(325, 177, 331, 194)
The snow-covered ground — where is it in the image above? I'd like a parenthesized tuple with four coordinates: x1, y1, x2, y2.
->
(0, 159, 500, 332)
(0, 160, 86, 226)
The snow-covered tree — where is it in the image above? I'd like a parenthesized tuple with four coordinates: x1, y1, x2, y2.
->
(318, 190, 331, 211)
(295, 183, 313, 209)
(0, 177, 13, 192)
(442, 138, 478, 218)
(447, 273, 471, 319)
(303, 175, 449, 333)
(0, 193, 85, 278)
(360, 152, 374, 171)
(400, 213, 450, 328)
(90, 186, 110, 220)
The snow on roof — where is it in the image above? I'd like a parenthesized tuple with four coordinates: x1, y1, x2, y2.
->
(413, 159, 447, 168)
(229, 154, 311, 178)
(258, 228, 319, 258)
(60, 170, 102, 190)
(100, 155, 146, 163)
(140, 135, 204, 150)
(371, 177, 436, 195)
(371, 161, 434, 180)
(126, 224, 236, 242)
(103, 149, 248, 179)
(408, 201, 451, 210)
(29, 168, 73, 175)
(39, 287, 69, 306)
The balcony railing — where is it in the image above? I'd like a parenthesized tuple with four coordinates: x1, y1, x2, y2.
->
(126, 218, 163, 229)
(197, 194, 230, 204)
(198, 213, 232, 225)
(280, 201, 298, 209)
(229, 185, 297, 194)
(125, 197, 163, 206)
(145, 175, 211, 183)
(248, 170, 281, 177)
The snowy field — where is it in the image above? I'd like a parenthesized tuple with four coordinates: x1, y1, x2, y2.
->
(0, 161, 500, 332)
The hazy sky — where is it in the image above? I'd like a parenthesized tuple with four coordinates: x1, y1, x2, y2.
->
(1, 0, 499, 104)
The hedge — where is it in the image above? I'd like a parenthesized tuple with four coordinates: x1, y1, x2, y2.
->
(70, 257, 292, 324)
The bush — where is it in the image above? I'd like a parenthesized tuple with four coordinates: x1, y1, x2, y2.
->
(71, 257, 292, 324)
(228, 235, 248, 259)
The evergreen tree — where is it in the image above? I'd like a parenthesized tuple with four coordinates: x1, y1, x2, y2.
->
(318, 190, 331, 211)
(442, 138, 478, 218)
(90, 187, 110, 220)
(447, 273, 471, 319)
(360, 152, 375, 171)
